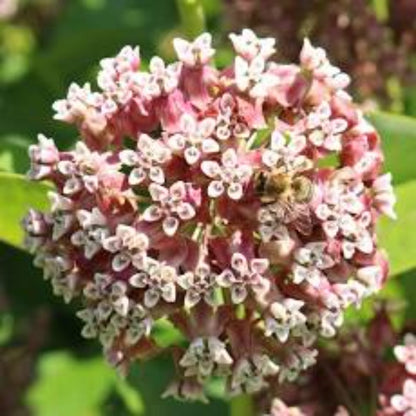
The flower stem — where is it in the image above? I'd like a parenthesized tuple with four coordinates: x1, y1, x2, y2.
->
(230, 394, 255, 416)
(176, 0, 206, 38)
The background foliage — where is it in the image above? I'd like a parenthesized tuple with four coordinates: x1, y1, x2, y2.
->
(0, 0, 414, 415)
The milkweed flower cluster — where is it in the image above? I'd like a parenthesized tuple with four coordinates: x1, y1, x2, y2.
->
(380, 334, 416, 416)
(23, 30, 396, 401)
(263, 309, 415, 416)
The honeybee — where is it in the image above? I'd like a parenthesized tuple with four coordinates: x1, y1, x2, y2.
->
(255, 169, 314, 235)
(254, 169, 313, 205)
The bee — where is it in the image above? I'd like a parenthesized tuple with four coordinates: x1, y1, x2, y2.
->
(254, 169, 313, 205)
(254, 169, 314, 235)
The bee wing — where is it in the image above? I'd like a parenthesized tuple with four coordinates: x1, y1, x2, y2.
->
(292, 204, 312, 236)
(279, 201, 312, 236)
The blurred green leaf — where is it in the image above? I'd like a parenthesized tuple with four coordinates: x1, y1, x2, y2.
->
(395, 268, 416, 321)
(0, 313, 14, 345)
(368, 112, 416, 185)
(404, 86, 416, 117)
(0, 134, 30, 173)
(378, 180, 416, 276)
(27, 351, 116, 416)
(0, 172, 50, 249)
(152, 318, 185, 349)
(230, 395, 254, 416)
(114, 378, 145, 415)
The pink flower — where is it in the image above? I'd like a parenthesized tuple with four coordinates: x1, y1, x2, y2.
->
(102, 224, 149, 272)
(142, 181, 198, 236)
(28, 134, 60, 180)
(390, 379, 416, 416)
(229, 29, 276, 61)
(372, 173, 397, 220)
(178, 262, 218, 308)
(201, 148, 252, 200)
(300, 38, 350, 91)
(119, 133, 171, 185)
(395, 334, 416, 375)
(167, 114, 218, 165)
(129, 258, 176, 308)
(173, 33, 215, 67)
(217, 252, 270, 303)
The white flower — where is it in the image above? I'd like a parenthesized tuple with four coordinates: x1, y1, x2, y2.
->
(103, 225, 149, 272)
(138, 56, 182, 98)
(141, 181, 197, 236)
(231, 354, 279, 395)
(179, 337, 233, 380)
(119, 134, 171, 185)
(173, 33, 215, 66)
(57, 142, 117, 195)
(47, 192, 74, 241)
(217, 252, 270, 304)
(300, 38, 350, 90)
(167, 114, 219, 165)
(264, 299, 306, 342)
(201, 149, 252, 200)
(37, 254, 76, 303)
(372, 173, 397, 220)
(292, 242, 334, 287)
(234, 56, 279, 98)
(356, 265, 382, 294)
(394, 334, 416, 376)
(129, 258, 177, 308)
(334, 280, 368, 308)
(305, 102, 348, 151)
(178, 262, 218, 308)
(317, 294, 344, 338)
(262, 131, 311, 173)
(28, 134, 59, 180)
(215, 93, 250, 141)
(71, 208, 109, 259)
(229, 29, 276, 61)
(97, 45, 140, 104)
(108, 301, 152, 346)
(278, 346, 317, 383)
(315, 175, 374, 259)
(391, 379, 416, 416)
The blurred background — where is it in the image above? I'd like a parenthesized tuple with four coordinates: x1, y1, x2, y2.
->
(0, 0, 414, 415)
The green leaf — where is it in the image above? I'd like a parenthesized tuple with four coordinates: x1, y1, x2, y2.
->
(230, 395, 254, 416)
(367, 112, 416, 185)
(378, 180, 416, 276)
(26, 351, 116, 416)
(152, 318, 185, 348)
(0, 134, 31, 173)
(114, 377, 145, 415)
(395, 268, 416, 321)
(0, 172, 51, 249)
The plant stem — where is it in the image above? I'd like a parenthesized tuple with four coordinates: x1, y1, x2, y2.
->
(230, 394, 255, 416)
(175, 0, 206, 38)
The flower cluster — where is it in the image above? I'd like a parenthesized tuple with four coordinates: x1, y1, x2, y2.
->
(23, 30, 395, 401)
(223, 0, 415, 106)
(258, 306, 415, 416)
(380, 334, 416, 416)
